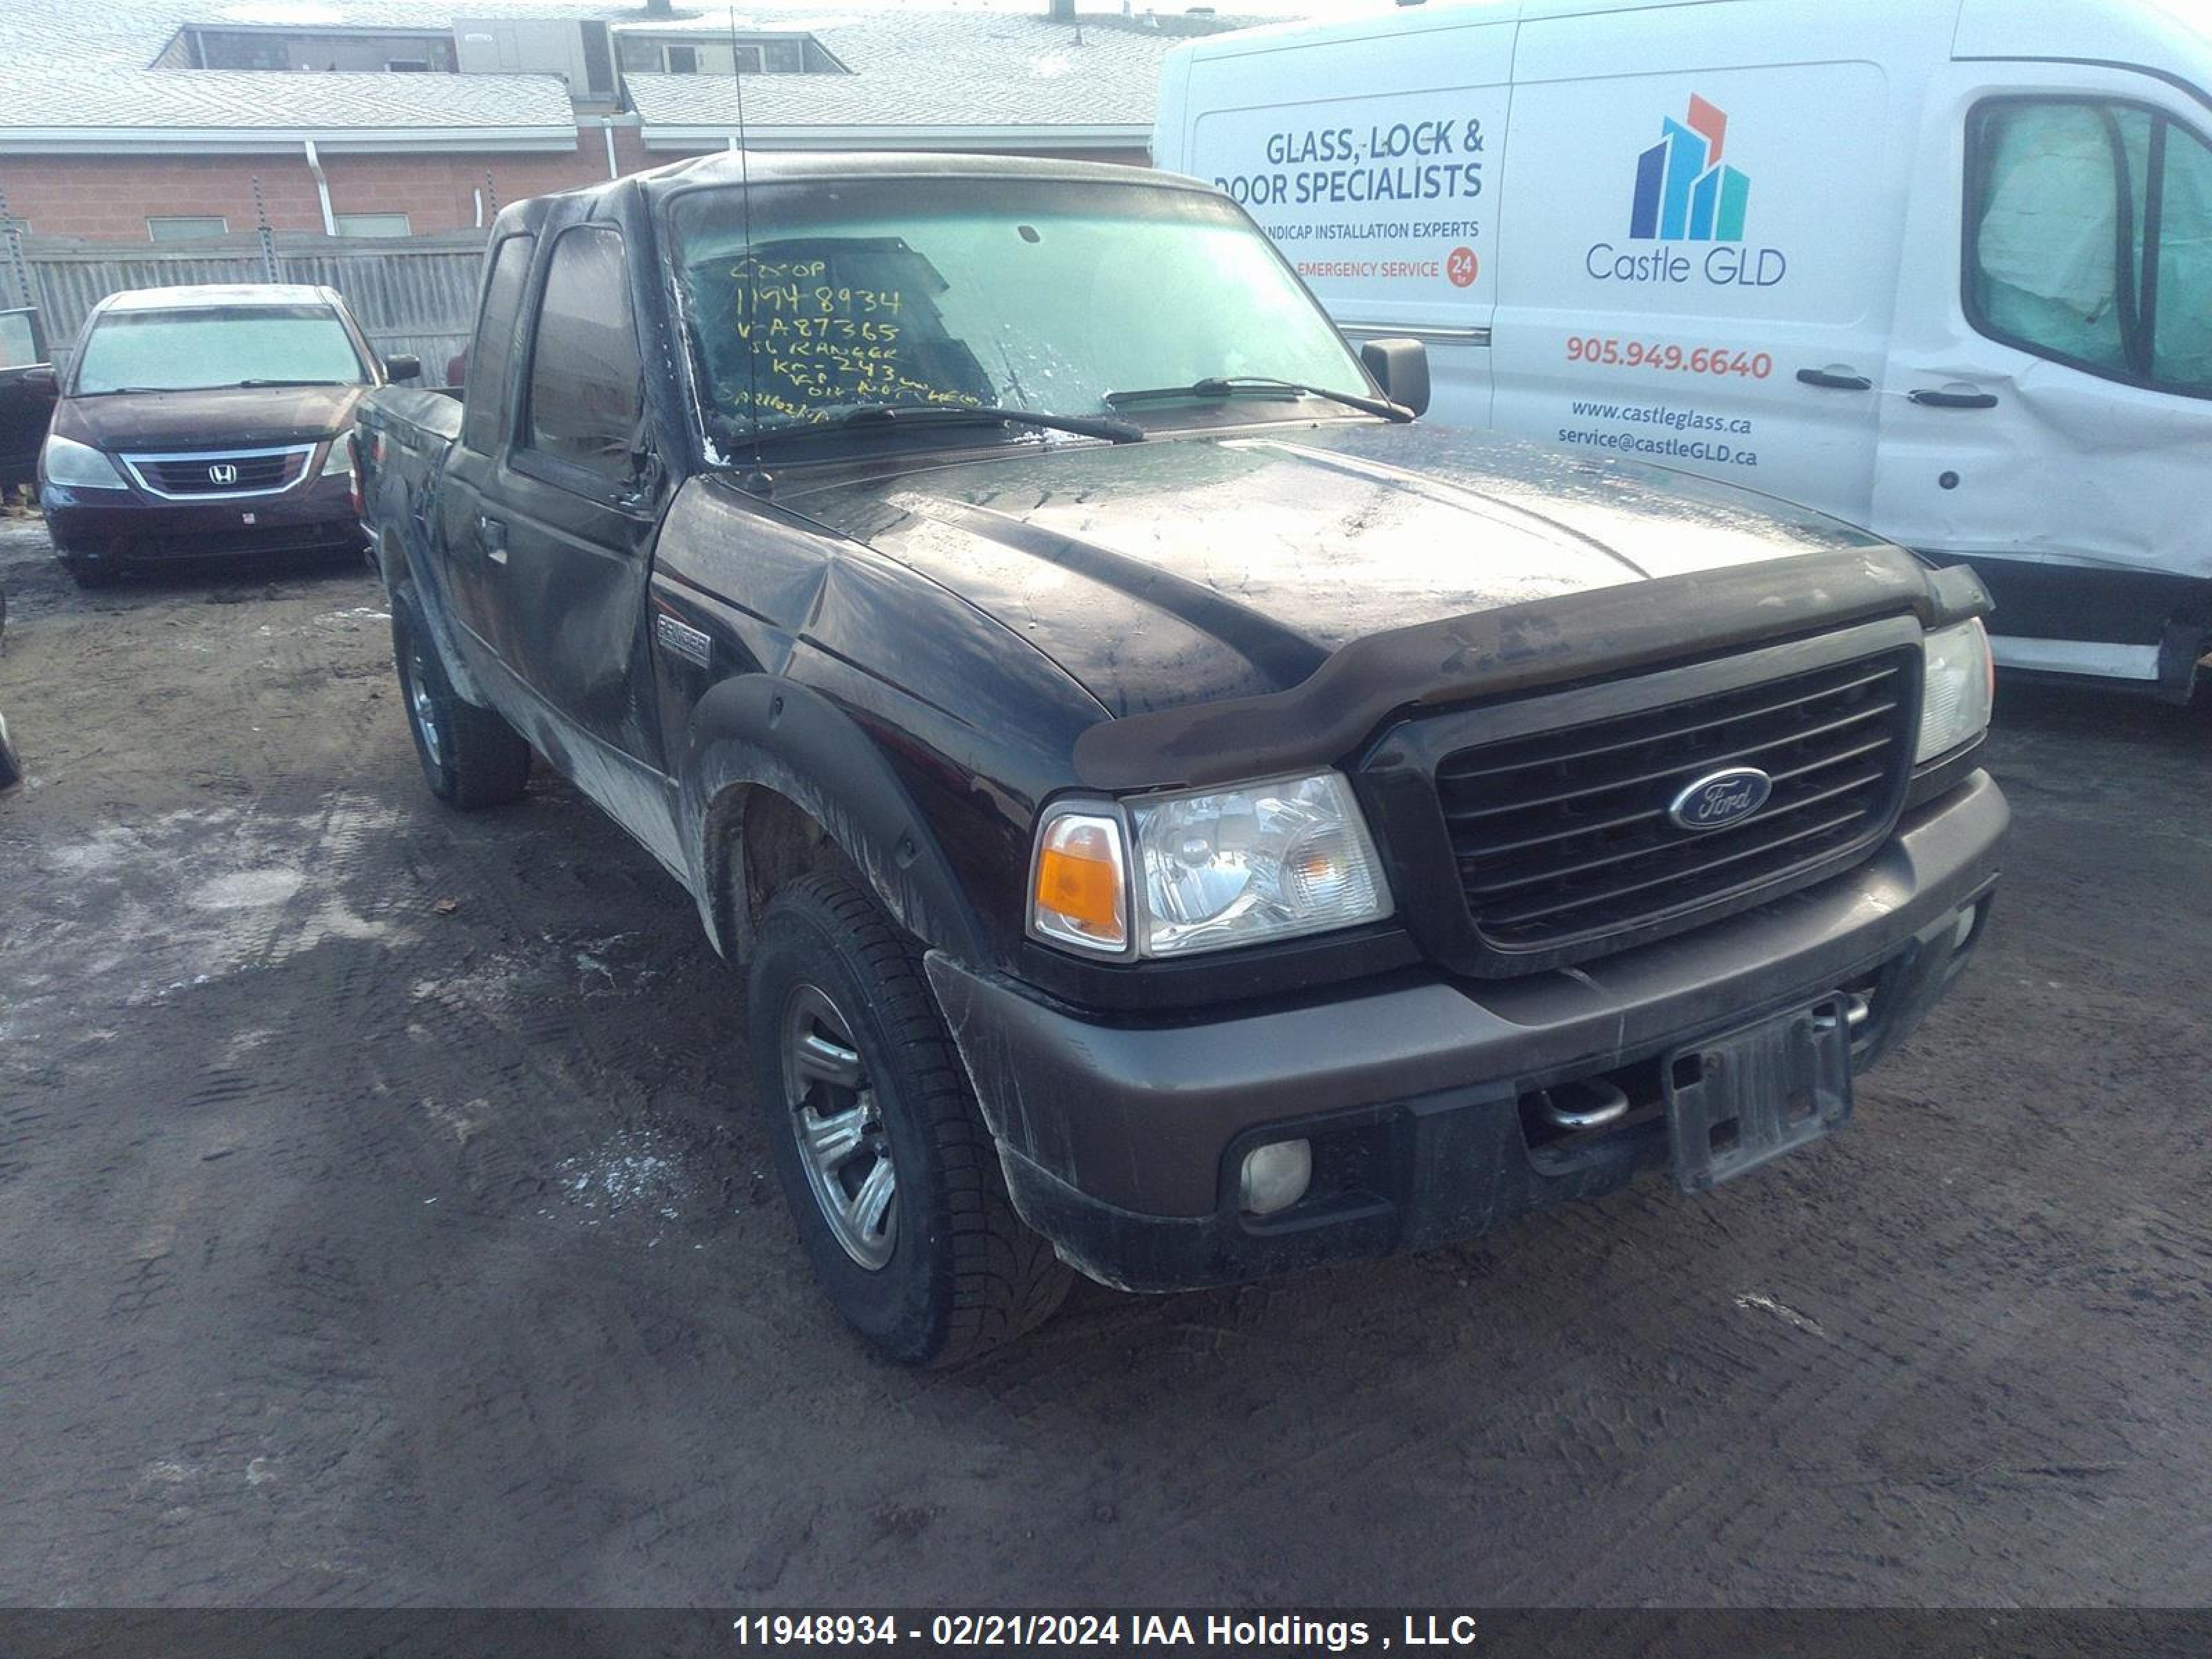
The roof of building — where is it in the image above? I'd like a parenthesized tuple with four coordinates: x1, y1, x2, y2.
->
(625, 10, 1232, 144)
(0, 1, 1248, 153)
(1, 67, 577, 138)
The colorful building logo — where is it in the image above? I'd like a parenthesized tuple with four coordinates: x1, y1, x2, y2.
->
(1630, 95, 1749, 243)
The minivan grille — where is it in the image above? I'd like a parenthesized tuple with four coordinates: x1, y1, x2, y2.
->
(127, 449, 308, 497)
(1435, 651, 1916, 954)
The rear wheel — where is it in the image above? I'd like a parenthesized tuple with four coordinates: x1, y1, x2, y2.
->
(748, 872, 1071, 1365)
(390, 586, 530, 809)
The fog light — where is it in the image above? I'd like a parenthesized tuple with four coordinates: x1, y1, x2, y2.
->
(1951, 903, 1978, 953)
(1239, 1138, 1312, 1217)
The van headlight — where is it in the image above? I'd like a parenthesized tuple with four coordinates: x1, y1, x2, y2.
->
(1917, 619, 1994, 762)
(1028, 771, 1392, 959)
(40, 433, 127, 490)
(319, 436, 354, 476)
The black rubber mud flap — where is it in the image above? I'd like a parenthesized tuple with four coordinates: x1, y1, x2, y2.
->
(1665, 997, 1853, 1194)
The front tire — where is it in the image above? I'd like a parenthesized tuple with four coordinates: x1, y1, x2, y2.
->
(748, 872, 1071, 1365)
(390, 585, 530, 809)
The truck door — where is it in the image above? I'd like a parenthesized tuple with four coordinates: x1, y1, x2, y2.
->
(1873, 65, 2212, 691)
(438, 231, 534, 659)
(1170, 8, 1514, 427)
(484, 222, 668, 776)
(1490, 1, 1948, 524)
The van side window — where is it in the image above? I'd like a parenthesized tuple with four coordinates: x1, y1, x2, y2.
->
(2150, 120, 2212, 390)
(1967, 100, 2212, 397)
(460, 234, 536, 454)
(522, 225, 644, 482)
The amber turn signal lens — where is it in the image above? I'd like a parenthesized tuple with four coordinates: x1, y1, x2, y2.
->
(1030, 811, 1128, 953)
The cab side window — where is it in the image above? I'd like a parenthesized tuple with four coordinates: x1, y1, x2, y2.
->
(522, 225, 645, 482)
(460, 234, 534, 454)
(1968, 99, 2212, 397)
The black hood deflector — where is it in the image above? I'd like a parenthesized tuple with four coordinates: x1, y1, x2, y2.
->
(1072, 550, 1989, 791)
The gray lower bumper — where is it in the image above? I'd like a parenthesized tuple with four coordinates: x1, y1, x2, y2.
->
(928, 773, 2006, 1288)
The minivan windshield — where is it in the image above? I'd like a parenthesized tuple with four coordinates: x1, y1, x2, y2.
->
(669, 178, 1371, 448)
(72, 305, 368, 395)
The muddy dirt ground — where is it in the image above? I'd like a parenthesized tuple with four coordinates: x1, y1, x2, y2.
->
(1, 514, 2207, 1608)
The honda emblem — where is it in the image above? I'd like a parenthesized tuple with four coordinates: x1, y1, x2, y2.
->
(207, 463, 240, 486)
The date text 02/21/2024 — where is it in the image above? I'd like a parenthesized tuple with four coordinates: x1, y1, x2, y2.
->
(726, 1612, 1483, 1650)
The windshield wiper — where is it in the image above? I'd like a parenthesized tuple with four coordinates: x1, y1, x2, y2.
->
(232, 379, 346, 388)
(750, 403, 1143, 447)
(1105, 376, 1412, 422)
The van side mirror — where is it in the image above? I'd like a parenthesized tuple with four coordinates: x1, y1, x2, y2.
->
(1358, 337, 1430, 418)
(382, 353, 422, 384)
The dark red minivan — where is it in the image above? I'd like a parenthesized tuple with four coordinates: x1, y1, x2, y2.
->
(37, 283, 416, 586)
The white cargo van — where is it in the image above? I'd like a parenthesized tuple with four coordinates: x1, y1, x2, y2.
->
(1154, 0, 2212, 697)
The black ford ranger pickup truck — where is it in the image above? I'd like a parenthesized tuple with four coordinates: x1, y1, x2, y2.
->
(355, 153, 2006, 1365)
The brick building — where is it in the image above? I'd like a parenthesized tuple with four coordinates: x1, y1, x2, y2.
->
(0, 1, 1242, 245)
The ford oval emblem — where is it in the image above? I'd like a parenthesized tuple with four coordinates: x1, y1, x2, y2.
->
(1667, 766, 1773, 832)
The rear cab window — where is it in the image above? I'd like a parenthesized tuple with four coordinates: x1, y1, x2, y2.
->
(0, 310, 41, 369)
(461, 234, 536, 454)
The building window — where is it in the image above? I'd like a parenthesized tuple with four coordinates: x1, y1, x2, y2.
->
(335, 213, 412, 238)
(619, 35, 811, 75)
(148, 216, 228, 241)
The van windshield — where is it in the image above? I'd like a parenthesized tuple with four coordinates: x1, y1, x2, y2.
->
(669, 177, 1370, 446)
(73, 305, 368, 394)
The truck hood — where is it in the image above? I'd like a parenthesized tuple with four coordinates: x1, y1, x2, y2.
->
(780, 423, 1896, 716)
(57, 383, 366, 453)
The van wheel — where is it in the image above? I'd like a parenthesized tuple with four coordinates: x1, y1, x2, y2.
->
(390, 586, 530, 809)
(748, 872, 1071, 1365)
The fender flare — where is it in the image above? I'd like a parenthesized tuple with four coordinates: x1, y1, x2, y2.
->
(680, 675, 987, 967)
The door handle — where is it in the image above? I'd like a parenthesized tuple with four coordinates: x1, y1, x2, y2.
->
(1908, 387, 1999, 410)
(1795, 367, 1873, 391)
(476, 513, 508, 563)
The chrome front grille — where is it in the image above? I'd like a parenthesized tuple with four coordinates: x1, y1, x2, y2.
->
(122, 445, 313, 499)
(1435, 650, 1918, 956)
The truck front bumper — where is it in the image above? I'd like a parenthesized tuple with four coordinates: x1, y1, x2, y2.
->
(926, 772, 2007, 1293)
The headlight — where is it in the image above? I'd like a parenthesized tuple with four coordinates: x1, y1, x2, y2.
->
(40, 433, 126, 490)
(1917, 619, 1994, 762)
(319, 436, 354, 477)
(1028, 771, 1393, 959)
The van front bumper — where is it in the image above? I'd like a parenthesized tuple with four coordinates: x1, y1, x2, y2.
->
(926, 771, 2007, 1293)
(44, 471, 363, 569)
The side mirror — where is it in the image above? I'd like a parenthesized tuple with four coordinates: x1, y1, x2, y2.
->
(382, 353, 422, 384)
(20, 366, 57, 393)
(1358, 337, 1430, 419)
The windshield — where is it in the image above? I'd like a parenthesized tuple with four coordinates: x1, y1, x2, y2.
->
(669, 178, 1370, 446)
(73, 305, 367, 394)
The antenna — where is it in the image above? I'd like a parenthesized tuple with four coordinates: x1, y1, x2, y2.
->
(729, 6, 772, 497)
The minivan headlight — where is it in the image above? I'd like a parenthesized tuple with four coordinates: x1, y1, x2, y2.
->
(319, 436, 354, 476)
(40, 433, 126, 490)
(1028, 771, 1394, 959)
(1917, 619, 1994, 762)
